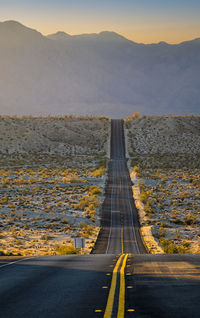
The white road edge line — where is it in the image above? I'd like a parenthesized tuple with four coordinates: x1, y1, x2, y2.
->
(0, 257, 33, 269)
(106, 163, 114, 254)
(120, 158, 140, 254)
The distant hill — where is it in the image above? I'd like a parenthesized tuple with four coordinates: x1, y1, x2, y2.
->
(0, 20, 200, 117)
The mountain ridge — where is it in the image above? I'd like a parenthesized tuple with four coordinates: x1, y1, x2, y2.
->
(0, 20, 200, 117)
(1, 20, 200, 46)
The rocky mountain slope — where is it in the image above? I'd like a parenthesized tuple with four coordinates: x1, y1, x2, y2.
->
(125, 116, 200, 168)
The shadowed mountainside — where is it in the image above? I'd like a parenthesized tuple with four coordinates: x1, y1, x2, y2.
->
(0, 20, 200, 117)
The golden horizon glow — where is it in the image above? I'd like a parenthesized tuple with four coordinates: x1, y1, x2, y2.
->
(2, 17, 198, 44)
(22, 21, 200, 44)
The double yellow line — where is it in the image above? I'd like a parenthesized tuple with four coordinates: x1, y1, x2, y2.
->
(117, 254, 128, 318)
(104, 178, 128, 317)
(104, 254, 129, 318)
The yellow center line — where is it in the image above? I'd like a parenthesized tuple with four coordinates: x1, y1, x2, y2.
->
(104, 254, 124, 318)
(117, 254, 128, 318)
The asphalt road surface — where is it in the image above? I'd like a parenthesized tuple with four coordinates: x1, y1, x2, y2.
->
(0, 119, 199, 318)
(0, 254, 115, 318)
(93, 119, 146, 254)
(126, 254, 200, 318)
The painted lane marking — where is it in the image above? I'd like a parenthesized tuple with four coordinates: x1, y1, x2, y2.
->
(121, 227, 124, 254)
(104, 254, 124, 318)
(105, 164, 115, 254)
(0, 257, 32, 269)
(117, 254, 128, 318)
(95, 309, 103, 313)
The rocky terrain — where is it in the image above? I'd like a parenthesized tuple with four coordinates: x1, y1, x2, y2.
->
(0, 116, 109, 167)
(125, 115, 200, 168)
(126, 116, 200, 253)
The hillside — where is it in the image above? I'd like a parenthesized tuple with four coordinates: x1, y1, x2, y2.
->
(0, 21, 200, 117)
(125, 116, 200, 253)
(125, 116, 200, 168)
(0, 116, 109, 256)
(0, 116, 109, 166)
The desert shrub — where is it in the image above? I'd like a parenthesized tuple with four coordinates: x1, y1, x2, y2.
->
(160, 238, 186, 254)
(69, 177, 85, 184)
(182, 241, 190, 248)
(138, 181, 145, 191)
(125, 112, 140, 120)
(0, 232, 5, 239)
(133, 166, 140, 173)
(184, 214, 196, 225)
(86, 186, 102, 196)
(144, 202, 154, 214)
(90, 167, 105, 177)
(153, 227, 166, 239)
(76, 195, 99, 210)
(41, 235, 51, 241)
(61, 217, 70, 224)
(96, 158, 107, 169)
(54, 244, 79, 255)
(79, 222, 87, 228)
(15, 240, 23, 246)
(84, 204, 96, 221)
(159, 227, 167, 238)
(140, 191, 150, 204)
(81, 224, 95, 238)
(172, 216, 183, 225)
(0, 250, 22, 256)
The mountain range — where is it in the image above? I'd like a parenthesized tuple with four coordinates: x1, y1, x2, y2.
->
(0, 20, 200, 117)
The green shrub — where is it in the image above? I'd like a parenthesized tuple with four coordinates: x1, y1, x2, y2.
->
(86, 186, 102, 196)
(81, 224, 95, 238)
(76, 195, 99, 210)
(91, 167, 105, 177)
(54, 244, 79, 255)
(140, 191, 149, 203)
(0, 250, 22, 256)
(133, 166, 140, 173)
(144, 202, 154, 214)
(160, 239, 186, 254)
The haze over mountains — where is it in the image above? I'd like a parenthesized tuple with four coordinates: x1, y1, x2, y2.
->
(0, 20, 200, 117)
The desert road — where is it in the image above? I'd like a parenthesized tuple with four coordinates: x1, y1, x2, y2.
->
(92, 119, 146, 254)
(0, 120, 199, 317)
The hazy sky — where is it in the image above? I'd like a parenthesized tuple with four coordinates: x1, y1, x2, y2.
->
(1, 0, 200, 43)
